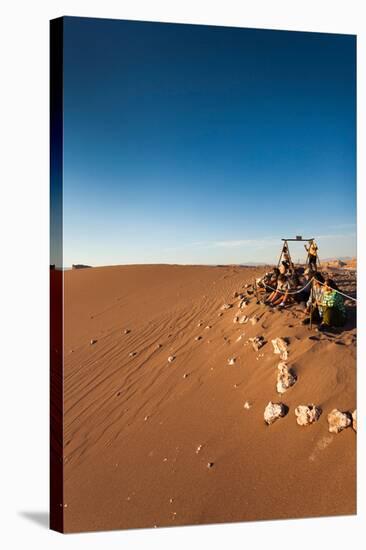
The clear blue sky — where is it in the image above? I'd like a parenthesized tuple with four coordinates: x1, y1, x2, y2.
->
(61, 17, 356, 267)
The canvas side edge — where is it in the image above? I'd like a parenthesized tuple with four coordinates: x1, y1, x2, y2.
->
(50, 16, 64, 534)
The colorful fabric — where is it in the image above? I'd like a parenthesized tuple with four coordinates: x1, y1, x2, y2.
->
(321, 290, 346, 316)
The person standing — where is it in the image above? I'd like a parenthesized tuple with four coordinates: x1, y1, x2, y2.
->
(304, 239, 318, 270)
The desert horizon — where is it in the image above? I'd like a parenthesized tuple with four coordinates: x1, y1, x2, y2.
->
(51, 256, 357, 271)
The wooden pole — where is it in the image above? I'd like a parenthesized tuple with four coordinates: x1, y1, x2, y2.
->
(277, 240, 286, 268)
(309, 282, 313, 331)
(286, 240, 295, 273)
(254, 278, 260, 304)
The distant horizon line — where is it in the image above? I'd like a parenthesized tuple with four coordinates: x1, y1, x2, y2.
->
(50, 255, 357, 271)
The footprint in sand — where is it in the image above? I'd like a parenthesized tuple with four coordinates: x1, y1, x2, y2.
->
(309, 434, 334, 462)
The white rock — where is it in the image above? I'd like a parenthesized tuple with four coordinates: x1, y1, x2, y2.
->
(168, 355, 176, 363)
(227, 357, 236, 365)
(352, 409, 357, 432)
(90, 339, 97, 345)
(233, 315, 239, 323)
(196, 444, 203, 454)
(276, 362, 297, 394)
(264, 401, 286, 425)
(238, 299, 249, 309)
(129, 351, 137, 357)
(295, 404, 321, 426)
(327, 409, 352, 433)
(221, 303, 232, 310)
(271, 337, 289, 360)
(244, 401, 252, 410)
(250, 316, 259, 325)
(205, 325, 212, 330)
(124, 329, 131, 334)
(236, 333, 245, 342)
(238, 315, 248, 324)
(249, 336, 264, 352)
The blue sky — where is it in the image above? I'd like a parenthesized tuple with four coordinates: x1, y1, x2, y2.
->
(61, 17, 356, 266)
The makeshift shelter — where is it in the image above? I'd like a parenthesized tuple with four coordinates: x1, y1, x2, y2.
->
(277, 236, 320, 270)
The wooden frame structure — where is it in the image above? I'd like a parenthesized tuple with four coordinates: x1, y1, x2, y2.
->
(277, 237, 320, 270)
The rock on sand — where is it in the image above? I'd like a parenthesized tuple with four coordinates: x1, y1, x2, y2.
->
(352, 409, 357, 432)
(271, 337, 289, 360)
(276, 362, 296, 394)
(249, 336, 264, 352)
(264, 401, 286, 425)
(295, 404, 321, 426)
(327, 409, 352, 434)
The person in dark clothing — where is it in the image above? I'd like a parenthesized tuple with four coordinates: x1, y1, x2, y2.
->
(292, 268, 312, 305)
(302, 272, 325, 325)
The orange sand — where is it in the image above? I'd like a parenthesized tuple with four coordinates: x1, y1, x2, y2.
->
(61, 264, 356, 532)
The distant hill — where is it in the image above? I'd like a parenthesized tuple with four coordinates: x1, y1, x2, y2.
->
(321, 256, 356, 262)
(320, 257, 356, 270)
(72, 264, 92, 270)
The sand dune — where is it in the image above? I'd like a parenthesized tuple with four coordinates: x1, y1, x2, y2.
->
(61, 264, 356, 532)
